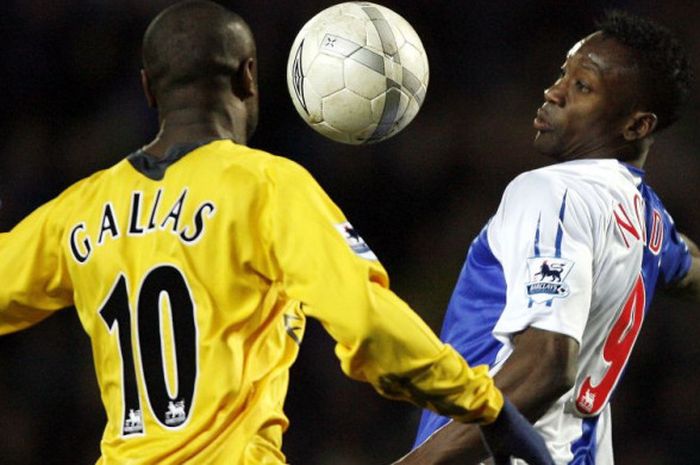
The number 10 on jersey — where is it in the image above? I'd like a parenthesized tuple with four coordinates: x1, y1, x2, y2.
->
(98, 265, 199, 436)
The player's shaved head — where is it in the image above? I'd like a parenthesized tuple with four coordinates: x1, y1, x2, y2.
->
(142, 0, 256, 100)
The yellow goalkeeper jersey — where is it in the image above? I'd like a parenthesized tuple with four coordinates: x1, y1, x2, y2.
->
(0, 139, 502, 464)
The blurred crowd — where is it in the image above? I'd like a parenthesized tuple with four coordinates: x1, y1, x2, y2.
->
(1, 1, 699, 464)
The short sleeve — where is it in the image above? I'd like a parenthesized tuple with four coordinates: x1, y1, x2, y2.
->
(490, 172, 594, 345)
(658, 208, 692, 286)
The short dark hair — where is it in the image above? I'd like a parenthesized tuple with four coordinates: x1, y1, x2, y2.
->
(142, 0, 254, 98)
(596, 10, 693, 131)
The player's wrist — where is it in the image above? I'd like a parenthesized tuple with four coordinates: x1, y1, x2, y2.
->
(450, 380, 503, 425)
(479, 398, 554, 465)
(480, 385, 504, 425)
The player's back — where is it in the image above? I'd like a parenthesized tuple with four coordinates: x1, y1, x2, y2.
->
(5, 136, 508, 464)
(61, 139, 303, 464)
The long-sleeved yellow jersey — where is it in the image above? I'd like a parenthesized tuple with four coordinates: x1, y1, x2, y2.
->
(0, 140, 502, 464)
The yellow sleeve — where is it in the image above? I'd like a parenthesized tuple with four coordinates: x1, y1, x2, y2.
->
(0, 198, 74, 335)
(260, 159, 503, 424)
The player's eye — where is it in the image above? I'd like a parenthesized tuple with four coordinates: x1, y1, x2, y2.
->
(576, 80, 591, 93)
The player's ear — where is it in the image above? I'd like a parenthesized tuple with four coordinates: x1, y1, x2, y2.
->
(141, 69, 157, 109)
(623, 111, 657, 141)
(232, 58, 257, 100)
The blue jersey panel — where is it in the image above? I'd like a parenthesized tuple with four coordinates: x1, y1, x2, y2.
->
(414, 226, 506, 447)
(569, 416, 600, 464)
(627, 165, 691, 306)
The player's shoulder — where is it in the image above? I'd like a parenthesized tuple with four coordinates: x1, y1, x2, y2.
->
(506, 159, 634, 205)
(216, 142, 322, 196)
(510, 159, 619, 187)
(503, 162, 572, 201)
(49, 165, 116, 210)
(23, 163, 119, 233)
(202, 140, 312, 182)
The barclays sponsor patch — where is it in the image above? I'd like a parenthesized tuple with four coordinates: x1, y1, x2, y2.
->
(334, 221, 377, 260)
(526, 256, 574, 304)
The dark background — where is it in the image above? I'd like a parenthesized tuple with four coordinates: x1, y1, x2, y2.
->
(1, 1, 699, 464)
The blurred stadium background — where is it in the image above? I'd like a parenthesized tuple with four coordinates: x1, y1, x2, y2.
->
(1, 0, 699, 464)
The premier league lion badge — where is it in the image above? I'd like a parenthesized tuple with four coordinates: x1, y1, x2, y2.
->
(526, 256, 575, 304)
(334, 221, 377, 260)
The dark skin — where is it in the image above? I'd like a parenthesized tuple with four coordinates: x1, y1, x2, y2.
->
(533, 31, 657, 167)
(140, 17, 259, 160)
(395, 329, 578, 465)
(395, 31, 699, 465)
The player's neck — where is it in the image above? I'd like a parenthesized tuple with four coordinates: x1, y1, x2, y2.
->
(144, 107, 246, 159)
(610, 137, 650, 169)
(565, 138, 649, 169)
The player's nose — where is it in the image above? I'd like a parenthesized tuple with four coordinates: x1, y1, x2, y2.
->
(544, 81, 565, 107)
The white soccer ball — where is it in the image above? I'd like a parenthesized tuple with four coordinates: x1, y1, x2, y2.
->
(287, 2, 429, 144)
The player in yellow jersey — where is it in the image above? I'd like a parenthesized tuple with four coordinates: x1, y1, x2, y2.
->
(0, 1, 553, 464)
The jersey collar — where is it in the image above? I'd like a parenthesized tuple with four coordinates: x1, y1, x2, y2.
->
(620, 162, 646, 178)
(127, 138, 230, 181)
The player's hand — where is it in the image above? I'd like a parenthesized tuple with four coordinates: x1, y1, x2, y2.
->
(479, 398, 554, 465)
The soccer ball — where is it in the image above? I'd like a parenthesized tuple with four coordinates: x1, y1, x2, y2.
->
(287, 2, 429, 144)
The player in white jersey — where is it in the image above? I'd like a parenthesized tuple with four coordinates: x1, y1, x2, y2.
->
(395, 10, 699, 465)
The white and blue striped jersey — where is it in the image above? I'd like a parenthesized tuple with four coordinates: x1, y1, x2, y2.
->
(414, 159, 692, 464)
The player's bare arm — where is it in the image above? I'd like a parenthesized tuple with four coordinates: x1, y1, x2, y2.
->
(394, 328, 578, 465)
